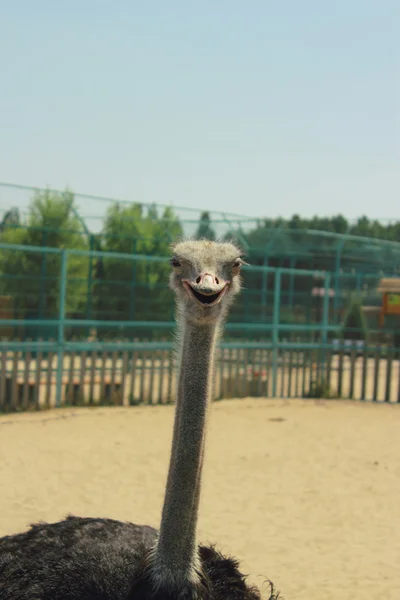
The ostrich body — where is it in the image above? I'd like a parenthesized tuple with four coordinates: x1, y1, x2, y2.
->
(0, 241, 278, 600)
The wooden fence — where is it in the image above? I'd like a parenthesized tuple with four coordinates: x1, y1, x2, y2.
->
(0, 344, 399, 412)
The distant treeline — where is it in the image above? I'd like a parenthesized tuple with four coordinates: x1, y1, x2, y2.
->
(253, 214, 400, 242)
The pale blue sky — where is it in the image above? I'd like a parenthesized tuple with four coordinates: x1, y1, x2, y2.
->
(0, 1, 398, 222)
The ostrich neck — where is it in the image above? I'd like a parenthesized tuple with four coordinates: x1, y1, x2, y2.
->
(153, 316, 219, 585)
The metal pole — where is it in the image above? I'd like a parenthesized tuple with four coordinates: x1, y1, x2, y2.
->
(129, 239, 137, 321)
(39, 229, 48, 322)
(289, 257, 295, 309)
(272, 269, 281, 397)
(356, 272, 362, 294)
(321, 274, 331, 382)
(261, 254, 268, 321)
(322, 274, 331, 345)
(333, 239, 344, 322)
(56, 250, 68, 407)
(86, 235, 94, 321)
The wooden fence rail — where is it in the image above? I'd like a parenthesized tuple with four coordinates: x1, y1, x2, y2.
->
(0, 344, 399, 412)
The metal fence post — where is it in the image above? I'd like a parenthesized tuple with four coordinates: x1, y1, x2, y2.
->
(86, 234, 94, 321)
(288, 258, 296, 310)
(261, 254, 268, 320)
(321, 274, 331, 381)
(333, 239, 344, 322)
(272, 269, 281, 397)
(38, 229, 48, 320)
(356, 272, 363, 294)
(129, 239, 137, 320)
(56, 250, 68, 407)
(322, 274, 331, 345)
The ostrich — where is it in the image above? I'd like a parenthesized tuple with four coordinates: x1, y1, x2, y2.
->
(0, 240, 279, 600)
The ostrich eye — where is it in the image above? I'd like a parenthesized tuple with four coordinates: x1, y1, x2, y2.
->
(170, 257, 181, 268)
(232, 258, 245, 274)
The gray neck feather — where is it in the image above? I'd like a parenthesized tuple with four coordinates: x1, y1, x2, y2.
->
(152, 312, 220, 588)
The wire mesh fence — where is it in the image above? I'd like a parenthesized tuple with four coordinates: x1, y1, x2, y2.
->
(0, 180, 399, 409)
(0, 243, 397, 342)
(1, 182, 400, 276)
(0, 242, 398, 411)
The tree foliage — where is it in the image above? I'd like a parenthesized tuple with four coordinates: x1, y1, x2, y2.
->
(0, 190, 89, 323)
(0, 207, 20, 232)
(0, 191, 185, 333)
(93, 203, 183, 324)
(225, 213, 400, 275)
(245, 214, 400, 240)
(342, 295, 369, 341)
(195, 211, 216, 241)
(1, 187, 400, 340)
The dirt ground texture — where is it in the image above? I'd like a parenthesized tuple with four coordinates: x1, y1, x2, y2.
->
(1, 398, 399, 600)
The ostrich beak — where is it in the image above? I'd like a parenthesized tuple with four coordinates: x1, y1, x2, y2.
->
(182, 273, 230, 307)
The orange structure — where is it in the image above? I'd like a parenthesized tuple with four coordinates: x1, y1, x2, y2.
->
(377, 278, 400, 327)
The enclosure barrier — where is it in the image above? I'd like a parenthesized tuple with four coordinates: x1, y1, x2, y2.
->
(0, 341, 399, 411)
(0, 244, 399, 411)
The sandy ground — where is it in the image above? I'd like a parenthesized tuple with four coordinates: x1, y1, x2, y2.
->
(1, 398, 399, 600)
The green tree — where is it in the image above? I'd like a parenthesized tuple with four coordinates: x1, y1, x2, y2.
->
(0, 189, 89, 327)
(330, 215, 348, 234)
(230, 211, 400, 272)
(342, 295, 368, 341)
(195, 211, 216, 241)
(93, 203, 183, 326)
(0, 207, 20, 233)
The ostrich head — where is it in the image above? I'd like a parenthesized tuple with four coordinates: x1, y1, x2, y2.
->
(169, 240, 245, 324)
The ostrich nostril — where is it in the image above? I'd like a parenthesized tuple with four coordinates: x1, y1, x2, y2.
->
(196, 276, 201, 284)
(215, 277, 219, 285)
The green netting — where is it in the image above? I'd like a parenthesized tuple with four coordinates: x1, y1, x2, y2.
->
(0, 183, 399, 344)
(1, 182, 399, 278)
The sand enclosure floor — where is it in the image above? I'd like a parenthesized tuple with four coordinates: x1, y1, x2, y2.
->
(1, 398, 399, 599)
